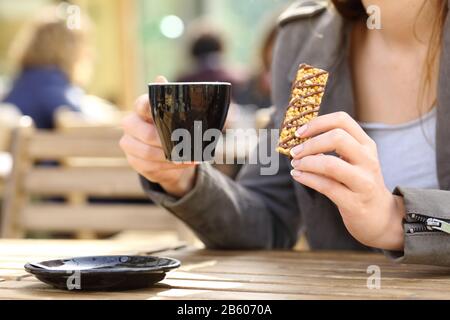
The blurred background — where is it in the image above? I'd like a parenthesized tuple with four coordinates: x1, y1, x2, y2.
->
(0, 0, 292, 241)
(0, 0, 290, 110)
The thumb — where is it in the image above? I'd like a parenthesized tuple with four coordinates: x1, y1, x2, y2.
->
(155, 75, 168, 83)
(136, 76, 169, 122)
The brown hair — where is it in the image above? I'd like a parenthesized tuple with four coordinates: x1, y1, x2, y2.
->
(331, 0, 367, 20)
(11, 7, 89, 83)
(419, 1, 447, 112)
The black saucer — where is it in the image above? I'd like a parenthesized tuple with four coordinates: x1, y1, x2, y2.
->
(24, 255, 180, 291)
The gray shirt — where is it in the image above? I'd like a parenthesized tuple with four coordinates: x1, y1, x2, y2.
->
(360, 108, 439, 192)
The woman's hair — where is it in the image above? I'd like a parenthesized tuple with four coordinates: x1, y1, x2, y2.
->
(420, 1, 448, 111)
(331, 0, 367, 20)
(11, 7, 89, 83)
(331, 0, 448, 112)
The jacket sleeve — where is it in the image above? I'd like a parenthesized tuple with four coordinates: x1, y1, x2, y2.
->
(140, 128, 301, 250)
(385, 187, 450, 267)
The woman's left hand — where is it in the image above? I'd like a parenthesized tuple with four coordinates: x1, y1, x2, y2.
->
(290, 111, 405, 251)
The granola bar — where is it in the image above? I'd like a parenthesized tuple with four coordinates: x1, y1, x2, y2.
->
(277, 63, 329, 157)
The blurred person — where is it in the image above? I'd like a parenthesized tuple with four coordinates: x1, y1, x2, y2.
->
(2, 6, 92, 129)
(122, 0, 450, 267)
(176, 23, 244, 100)
(235, 24, 277, 109)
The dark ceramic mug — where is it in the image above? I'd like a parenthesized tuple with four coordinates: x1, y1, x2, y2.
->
(148, 82, 231, 162)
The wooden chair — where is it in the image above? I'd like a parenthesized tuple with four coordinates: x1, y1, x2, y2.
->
(0, 103, 23, 152)
(0, 104, 23, 201)
(0, 120, 185, 239)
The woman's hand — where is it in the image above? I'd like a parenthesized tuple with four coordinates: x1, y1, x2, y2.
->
(290, 111, 405, 251)
(120, 76, 197, 198)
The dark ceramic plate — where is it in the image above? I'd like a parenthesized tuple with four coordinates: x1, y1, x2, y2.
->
(24, 255, 180, 291)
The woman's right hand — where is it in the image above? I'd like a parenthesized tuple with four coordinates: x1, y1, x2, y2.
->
(120, 76, 197, 198)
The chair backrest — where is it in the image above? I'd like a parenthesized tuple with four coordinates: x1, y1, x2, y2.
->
(0, 122, 179, 238)
(0, 103, 22, 152)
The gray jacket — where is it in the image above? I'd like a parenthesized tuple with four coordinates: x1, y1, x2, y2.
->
(142, 1, 450, 267)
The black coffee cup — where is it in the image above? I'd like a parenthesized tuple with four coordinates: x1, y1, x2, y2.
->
(148, 82, 231, 162)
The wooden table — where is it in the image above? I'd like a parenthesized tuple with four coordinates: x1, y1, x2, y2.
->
(0, 239, 449, 300)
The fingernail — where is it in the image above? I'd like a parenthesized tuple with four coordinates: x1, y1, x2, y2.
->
(291, 159, 301, 168)
(291, 169, 302, 177)
(295, 125, 308, 138)
(155, 75, 168, 83)
(290, 144, 304, 157)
